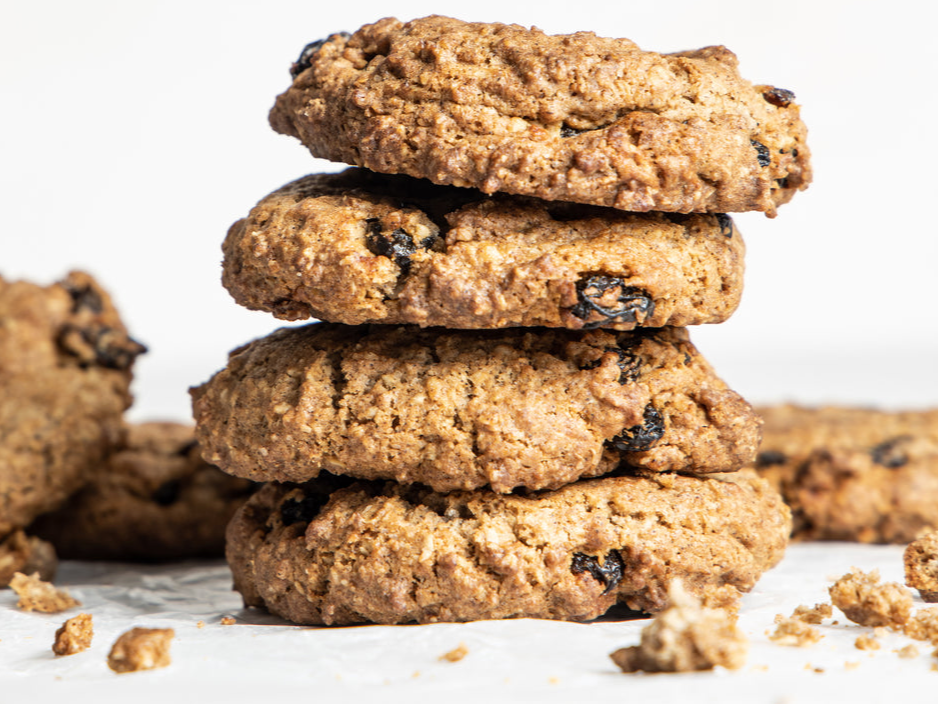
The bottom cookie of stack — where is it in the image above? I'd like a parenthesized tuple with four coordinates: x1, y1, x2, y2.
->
(226, 470, 790, 625)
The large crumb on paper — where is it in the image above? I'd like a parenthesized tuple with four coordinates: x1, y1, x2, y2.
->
(609, 580, 747, 673)
(905, 532, 938, 602)
(107, 627, 174, 673)
(53, 613, 93, 656)
(9, 571, 79, 613)
(769, 615, 823, 646)
(829, 568, 912, 628)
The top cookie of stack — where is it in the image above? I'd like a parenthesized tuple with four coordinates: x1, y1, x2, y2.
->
(270, 15, 810, 217)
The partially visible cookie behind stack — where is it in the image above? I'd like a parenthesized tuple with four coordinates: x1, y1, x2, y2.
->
(194, 15, 811, 625)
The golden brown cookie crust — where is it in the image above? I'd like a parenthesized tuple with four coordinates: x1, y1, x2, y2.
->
(226, 470, 790, 625)
(31, 422, 256, 562)
(755, 405, 938, 543)
(223, 169, 745, 329)
(191, 324, 761, 493)
(0, 272, 142, 536)
(270, 16, 811, 216)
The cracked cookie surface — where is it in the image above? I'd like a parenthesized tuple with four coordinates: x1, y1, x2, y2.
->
(226, 470, 790, 625)
(270, 16, 811, 216)
(31, 422, 256, 561)
(755, 405, 938, 543)
(0, 272, 143, 536)
(191, 324, 761, 493)
(223, 169, 745, 329)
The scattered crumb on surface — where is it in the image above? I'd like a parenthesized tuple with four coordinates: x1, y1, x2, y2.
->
(855, 634, 881, 651)
(905, 608, 938, 643)
(411, 671, 420, 679)
(873, 626, 889, 638)
(896, 644, 920, 659)
(905, 532, 938, 603)
(439, 643, 468, 663)
(10, 572, 79, 613)
(220, 616, 236, 626)
(769, 615, 823, 647)
(791, 603, 833, 624)
(107, 627, 174, 673)
(196, 620, 205, 629)
(610, 580, 747, 673)
(52, 613, 93, 656)
(829, 568, 913, 628)
(845, 661, 860, 670)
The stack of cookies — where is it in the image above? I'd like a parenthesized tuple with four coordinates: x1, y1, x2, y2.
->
(192, 16, 811, 625)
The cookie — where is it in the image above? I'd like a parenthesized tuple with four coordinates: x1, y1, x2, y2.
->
(223, 169, 745, 329)
(755, 405, 938, 543)
(0, 272, 144, 537)
(904, 532, 938, 602)
(191, 324, 761, 493)
(31, 422, 257, 562)
(226, 470, 790, 625)
(0, 529, 57, 587)
(270, 16, 811, 217)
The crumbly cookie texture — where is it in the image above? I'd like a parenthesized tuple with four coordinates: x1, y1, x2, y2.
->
(31, 422, 255, 562)
(904, 607, 938, 644)
(0, 271, 143, 536)
(769, 615, 823, 647)
(904, 532, 938, 602)
(107, 627, 174, 673)
(271, 16, 810, 216)
(9, 571, 80, 613)
(225, 470, 790, 625)
(53, 613, 94, 656)
(192, 324, 761, 493)
(0, 529, 57, 586)
(223, 169, 745, 329)
(829, 568, 913, 629)
(610, 580, 748, 672)
(755, 405, 938, 543)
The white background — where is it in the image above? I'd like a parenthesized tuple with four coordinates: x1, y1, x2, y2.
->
(2, 0, 936, 418)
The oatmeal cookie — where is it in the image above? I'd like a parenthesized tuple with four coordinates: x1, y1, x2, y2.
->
(755, 405, 938, 543)
(0, 272, 143, 536)
(270, 16, 810, 216)
(904, 532, 938, 602)
(192, 324, 761, 493)
(31, 422, 256, 561)
(226, 470, 790, 625)
(223, 169, 745, 329)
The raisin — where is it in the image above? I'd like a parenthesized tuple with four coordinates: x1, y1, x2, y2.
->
(560, 125, 583, 138)
(756, 450, 788, 468)
(290, 32, 350, 78)
(612, 404, 665, 452)
(569, 276, 655, 329)
(59, 325, 147, 370)
(61, 281, 103, 314)
(776, 177, 790, 189)
(751, 140, 771, 167)
(580, 346, 641, 384)
(571, 551, 624, 594)
(280, 494, 327, 526)
(763, 87, 796, 108)
(716, 213, 734, 238)
(152, 480, 181, 506)
(365, 219, 435, 277)
(870, 436, 912, 469)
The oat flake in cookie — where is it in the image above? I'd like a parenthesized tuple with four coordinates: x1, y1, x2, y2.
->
(226, 470, 790, 625)
(755, 405, 938, 543)
(191, 324, 761, 493)
(223, 169, 745, 329)
(270, 16, 811, 216)
(0, 272, 143, 536)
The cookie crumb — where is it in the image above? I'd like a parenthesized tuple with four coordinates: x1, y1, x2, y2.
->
(609, 580, 747, 673)
(769, 615, 823, 646)
(896, 644, 920, 659)
(107, 627, 174, 673)
(220, 616, 236, 625)
(439, 643, 468, 663)
(10, 572, 79, 613)
(791, 603, 832, 624)
(905, 532, 938, 602)
(0, 531, 57, 586)
(904, 607, 938, 643)
(855, 634, 881, 651)
(52, 613, 93, 656)
(844, 661, 860, 670)
(196, 620, 205, 629)
(829, 568, 913, 628)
